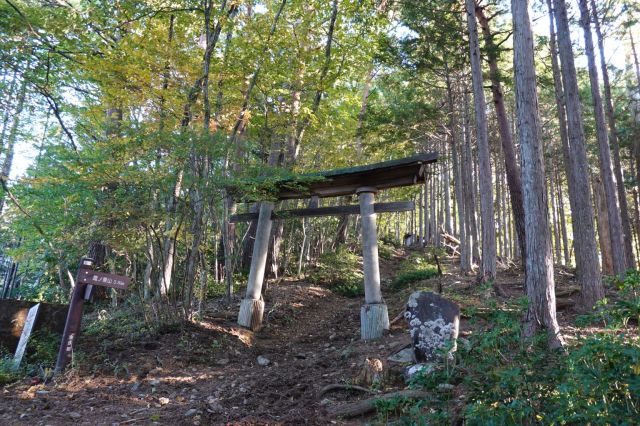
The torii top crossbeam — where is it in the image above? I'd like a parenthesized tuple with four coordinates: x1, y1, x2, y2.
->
(276, 152, 439, 199)
(227, 152, 438, 202)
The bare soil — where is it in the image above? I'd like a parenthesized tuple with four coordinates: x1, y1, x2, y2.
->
(0, 250, 586, 425)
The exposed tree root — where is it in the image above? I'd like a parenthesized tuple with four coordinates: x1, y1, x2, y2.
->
(327, 389, 429, 418)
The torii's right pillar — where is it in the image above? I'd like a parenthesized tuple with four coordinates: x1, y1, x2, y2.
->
(357, 186, 389, 340)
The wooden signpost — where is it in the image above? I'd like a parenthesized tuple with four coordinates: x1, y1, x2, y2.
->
(13, 303, 40, 368)
(55, 258, 130, 372)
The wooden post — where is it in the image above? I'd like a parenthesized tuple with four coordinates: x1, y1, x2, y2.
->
(238, 201, 274, 330)
(55, 257, 93, 373)
(357, 187, 389, 340)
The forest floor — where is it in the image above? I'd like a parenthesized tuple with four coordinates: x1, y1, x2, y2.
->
(0, 248, 601, 425)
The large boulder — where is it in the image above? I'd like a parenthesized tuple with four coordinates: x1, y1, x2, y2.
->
(404, 291, 460, 361)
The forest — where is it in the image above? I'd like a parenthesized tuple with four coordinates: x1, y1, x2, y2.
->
(0, 0, 639, 424)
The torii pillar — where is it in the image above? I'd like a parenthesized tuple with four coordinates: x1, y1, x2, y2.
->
(237, 201, 274, 330)
(357, 187, 389, 340)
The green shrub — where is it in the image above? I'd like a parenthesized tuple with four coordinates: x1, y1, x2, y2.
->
(391, 268, 439, 290)
(0, 357, 21, 385)
(577, 269, 640, 329)
(387, 303, 640, 425)
(308, 247, 364, 297)
(25, 329, 59, 368)
(378, 240, 397, 260)
(390, 252, 439, 290)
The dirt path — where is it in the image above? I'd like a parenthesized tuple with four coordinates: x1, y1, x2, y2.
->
(0, 254, 416, 425)
(1, 251, 583, 425)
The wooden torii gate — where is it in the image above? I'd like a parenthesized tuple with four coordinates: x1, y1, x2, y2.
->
(230, 152, 438, 340)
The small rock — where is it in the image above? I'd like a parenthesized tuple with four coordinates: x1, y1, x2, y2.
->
(294, 353, 306, 360)
(35, 390, 49, 397)
(403, 363, 434, 382)
(20, 413, 27, 419)
(319, 398, 332, 406)
(256, 355, 270, 366)
(130, 382, 141, 392)
(215, 358, 230, 366)
(438, 383, 455, 392)
(149, 379, 160, 386)
(387, 347, 415, 364)
(206, 396, 223, 414)
(69, 412, 81, 419)
(184, 408, 198, 417)
(159, 397, 170, 405)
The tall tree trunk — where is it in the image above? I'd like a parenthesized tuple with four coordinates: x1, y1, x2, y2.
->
(476, 6, 527, 268)
(556, 167, 570, 265)
(462, 85, 477, 270)
(552, 0, 603, 309)
(593, 176, 614, 274)
(466, 0, 496, 281)
(578, 0, 626, 275)
(512, 0, 562, 348)
(591, 0, 635, 269)
(0, 76, 27, 213)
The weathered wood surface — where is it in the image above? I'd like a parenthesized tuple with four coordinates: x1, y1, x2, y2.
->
(227, 152, 438, 201)
(327, 390, 429, 418)
(77, 269, 131, 290)
(230, 201, 414, 223)
(13, 303, 40, 367)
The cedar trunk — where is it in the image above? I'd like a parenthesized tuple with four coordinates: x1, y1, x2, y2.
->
(552, 0, 603, 309)
(512, 0, 562, 348)
(466, 0, 496, 281)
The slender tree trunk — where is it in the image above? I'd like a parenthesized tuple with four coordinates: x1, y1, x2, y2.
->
(159, 1, 237, 296)
(476, 6, 527, 267)
(0, 69, 18, 151)
(549, 164, 561, 264)
(593, 176, 614, 274)
(0, 77, 27, 213)
(556, 167, 570, 266)
(462, 85, 477, 270)
(512, 0, 562, 348)
(578, 0, 626, 275)
(553, 0, 603, 309)
(591, 0, 635, 269)
(466, 0, 496, 281)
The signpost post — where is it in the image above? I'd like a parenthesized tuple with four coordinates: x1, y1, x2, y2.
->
(55, 258, 130, 372)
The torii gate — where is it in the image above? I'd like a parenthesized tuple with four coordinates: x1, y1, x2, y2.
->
(230, 152, 438, 340)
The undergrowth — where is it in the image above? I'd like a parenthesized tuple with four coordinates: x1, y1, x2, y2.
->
(376, 277, 640, 425)
(390, 252, 439, 290)
(308, 246, 364, 297)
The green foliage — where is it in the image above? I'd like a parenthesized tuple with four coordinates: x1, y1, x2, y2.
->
(391, 269, 439, 290)
(308, 247, 364, 297)
(84, 301, 160, 341)
(0, 357, 21, 385)
(578, 269, 640, 329)
(390, 252, 439, 290)
(378, 239, 397, 260)
(24, 329, 59, 369)
(384, 304, 640, 425)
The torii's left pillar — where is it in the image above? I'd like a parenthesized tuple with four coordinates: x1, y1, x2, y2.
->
(238, 201, 274, 330)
